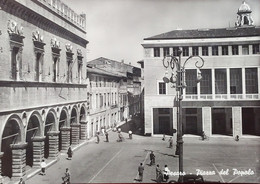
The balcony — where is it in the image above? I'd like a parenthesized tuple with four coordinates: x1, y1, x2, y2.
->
(37, 0, 86, 30)
(184, 94, 260, 101)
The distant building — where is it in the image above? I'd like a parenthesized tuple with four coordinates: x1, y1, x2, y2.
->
(0, 0, 88, 180)
(87, 57, 142, 124)
(142, 2, 260, 137)
(87, 64, 126, 135)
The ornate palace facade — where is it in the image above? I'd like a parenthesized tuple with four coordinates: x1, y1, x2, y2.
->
(0, 0, 89, 182)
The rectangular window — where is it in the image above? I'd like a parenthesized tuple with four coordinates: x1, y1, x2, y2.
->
(185, 69, 197, 94)
(202, 46, 208, 56)
(192, 46, 198, 56)
(212, 46, 218, 56)
(252, 44, 260, 54)
(154, 48, 160, 57)
(89, 94, 92, 109)
(100, 94, 103, 108)
(215, 69, 227, 94)
(222, 46, 228, 55)
(200, 69, 212, 94)
(182, 47, 189, 56)
(158, 82, 166, 94)
(242, 45, 249, 55)
(173, 47, 179, 56)
(230, 68, 242, 94)
(245, 68, 258, 94)
(163, 47, 169, 57)
(232, 45, 238, 55)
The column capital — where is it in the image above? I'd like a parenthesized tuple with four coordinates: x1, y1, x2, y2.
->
(47, 131, 60, 136)
(71, 124, 81, 127)
(80, 121, 88, 124)
(60, 127, 71, 131)
(10, 142, 28, 149)
(32, 136, 46, 142)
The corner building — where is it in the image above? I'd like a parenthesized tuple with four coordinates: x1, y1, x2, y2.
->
(0, 0, 89, 181)
(142, 2, 260, 138)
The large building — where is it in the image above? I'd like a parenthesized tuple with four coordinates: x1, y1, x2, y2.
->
(142, 2, 260, 138)
(0, 0, 88, 182)
(87, 57, 142, 126)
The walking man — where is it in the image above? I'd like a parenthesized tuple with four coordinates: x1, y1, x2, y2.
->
(62, 168, 71, 184)
(67, 146, 73, 160)
(138, 163, 144, 182)
(149, 151, 155, 166)
(40, 159, 47, 175)
(163, 165, 170, 182)
(169, 137, 173, 148)
(105, 131, 109, 142)
(18, 178, 25, 184)
(129, 130, 133, 139)
(96, 132, 100, 144)
(156, 164, 162, 183)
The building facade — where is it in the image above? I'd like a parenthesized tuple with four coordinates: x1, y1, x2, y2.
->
(0, 0, 88, 181)
(142, 2, 260, 138)
(87, 57, 142, 125)
(87, 64, 126, 136)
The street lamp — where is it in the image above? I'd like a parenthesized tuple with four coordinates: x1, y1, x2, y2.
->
(162, 49, 205, 182)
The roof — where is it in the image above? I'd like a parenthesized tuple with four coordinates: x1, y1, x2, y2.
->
(144, 27, 260, 40)
(87, 66, 126, 78)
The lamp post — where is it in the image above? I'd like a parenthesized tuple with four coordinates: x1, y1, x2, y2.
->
(162, 49, 205, 182)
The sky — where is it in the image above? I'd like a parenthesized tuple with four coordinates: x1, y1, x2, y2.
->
(63, 0, 260, 66)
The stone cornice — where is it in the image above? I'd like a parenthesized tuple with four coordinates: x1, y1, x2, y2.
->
(32, 136, 46, 142)
(10, 143, 28, 149)
(0, 0, 88, 47)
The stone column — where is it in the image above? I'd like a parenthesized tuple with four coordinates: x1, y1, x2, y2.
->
(47, 131, 59, 159)
(80, 121, 88, 140)
(60, 127, 71, 151)
(232, 107, 242, 137)
(10, 143, 27, 180)
(0, 152, 3, 176)
(71, 124, 80, 145)
(32, 136, 45, 168)
(202, 107, 212, 136)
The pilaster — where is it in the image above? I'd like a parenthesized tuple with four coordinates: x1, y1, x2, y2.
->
(32, 136, 45, 168)
(71, 124, 80, 145)
(0, 152, 3, 176)
(232, 107, 242, 137)
(10, 143, 27, 180)
(211, 69, 215, 99)
(60, 127, 71, 151)
(47, 131, 59, 159)
(202, 107, 211, 136)
(80, 121, 88, 140)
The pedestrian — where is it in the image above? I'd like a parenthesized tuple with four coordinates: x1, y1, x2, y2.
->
(105, 131, 109, 142)
(169, 137, 173, 148)
(162, 134, 165, 141)
(96, 132, 100, 144)
(67, 146, 73, 160)
(40, 159, 47, 175)
(156, 164, 162, 183)
(129, 130, 133, 139)
(18, 178, 25, 184)
(62, 168, 71, 184)
(138, 163, 144, 181)
(163, 165, 170, 182)
(149, 151, 155, 166)
(101, 126, 105, 136)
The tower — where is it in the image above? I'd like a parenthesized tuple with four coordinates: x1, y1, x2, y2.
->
(235, 1, 254, 27)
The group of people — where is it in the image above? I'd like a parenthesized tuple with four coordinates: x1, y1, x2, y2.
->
(96, 128, 133, 143)
(137, 152, 170, 183)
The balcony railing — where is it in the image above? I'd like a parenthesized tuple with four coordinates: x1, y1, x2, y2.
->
(184, 94, 260, 100)
(37, 0, 86, 30)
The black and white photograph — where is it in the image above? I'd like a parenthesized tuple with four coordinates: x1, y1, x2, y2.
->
(0, 0, 259, 183)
